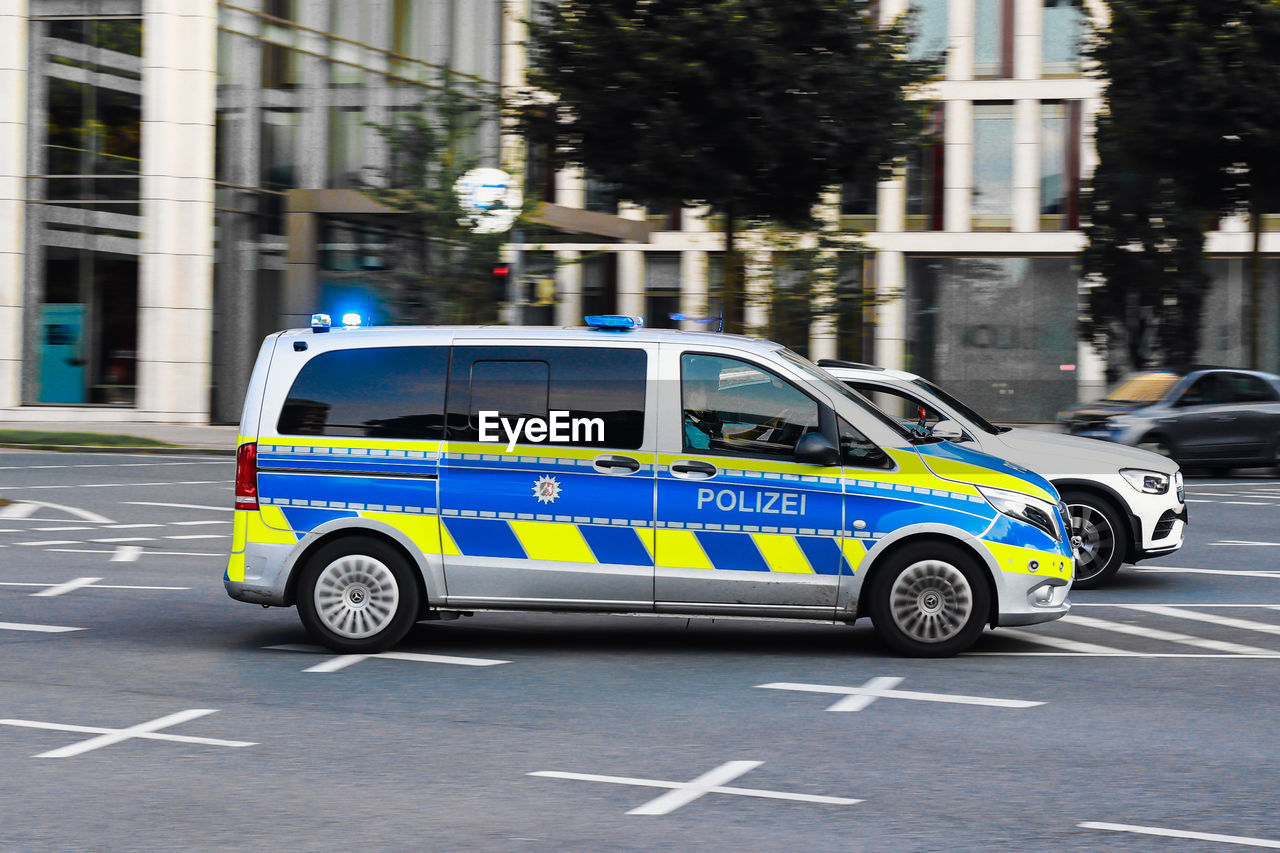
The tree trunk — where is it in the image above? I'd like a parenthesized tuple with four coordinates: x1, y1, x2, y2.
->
(1249, 196, 1263, 370)
(722, 202, 743, 334)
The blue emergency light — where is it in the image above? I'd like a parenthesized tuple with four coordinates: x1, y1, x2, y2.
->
(342, 312, 362, 328)
(585, 314, 644, 331)
(311, 313, 332, 333)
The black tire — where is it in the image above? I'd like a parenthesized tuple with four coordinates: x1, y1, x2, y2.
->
(1061, 489, 1126, 590)
(868, 541, 990, 658)
(296, 536, 420, 653)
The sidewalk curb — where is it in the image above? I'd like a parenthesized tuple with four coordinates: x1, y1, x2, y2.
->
(0, 443, 234, 456)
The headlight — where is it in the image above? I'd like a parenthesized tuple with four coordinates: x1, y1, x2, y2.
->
(1120, 468, 1170, 495)
(1107, 415, 1136, 430)
(977, 486, 1062, 541)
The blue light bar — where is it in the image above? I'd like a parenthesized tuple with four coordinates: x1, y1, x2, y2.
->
(311, 313, 332, 333)
(585, 314, 644, 331)
(341, 312, 362, 328)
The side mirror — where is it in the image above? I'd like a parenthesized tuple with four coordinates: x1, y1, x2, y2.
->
(795, 432, 840, 466)
(931, 419, 965, 441)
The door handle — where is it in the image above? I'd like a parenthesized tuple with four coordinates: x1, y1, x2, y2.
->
(670, 459, 718, 480)
(1211, 415, 1237, 422)
(593, 454, 641, 474)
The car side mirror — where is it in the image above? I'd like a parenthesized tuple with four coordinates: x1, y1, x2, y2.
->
(795, 432, 840, 466)
(931, 419, 965, 441)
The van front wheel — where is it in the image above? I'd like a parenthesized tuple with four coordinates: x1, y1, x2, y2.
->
(296, 536, 419, 653)
(869, 543, 989, 658)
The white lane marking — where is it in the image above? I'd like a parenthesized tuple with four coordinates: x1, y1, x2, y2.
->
(165, 534, 227, 540)
(14, 540, 80, 546)
(265, 643, 510, 670)
(0, 461, 226, 471)
(91, 537, 155, 543)
(171, 520, 231, 526)
(998, 628, 1130, 655)
(1062, 614, 1279, 656)
(0, 621, 83, 633)
(104, 523, 162, 529)
(1119, 605, 1280, 637)
(969, 652, 1280, 658)
(1211, 540, 1280, 547)
(31, 526, 94, 532)
(0, 709, 256, 759)
(46, 548, 223, 557)
(1073, 603, 1280, 608)
(757, 679, 1043, 712)
(0, 500, 112, 523)
(125, 501, 232, 512)
(0, 481, 224, 490)
(1135, 567, 1280, 578)
(1218, 501, 1273, 506)
(110, 545, 143, 562)
(0, 580, 185, 592)
(530, 762, 862, 816)
(31, 577, 103, 597)
(1079, 821, 1280, 849)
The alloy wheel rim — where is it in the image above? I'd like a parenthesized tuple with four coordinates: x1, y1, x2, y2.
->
(1068, 503, 1116, 582)
(314, 554, 399, 639)
(889, 560, 973, 644)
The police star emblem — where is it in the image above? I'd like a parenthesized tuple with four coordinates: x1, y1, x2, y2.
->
(533, 474, 562, 504)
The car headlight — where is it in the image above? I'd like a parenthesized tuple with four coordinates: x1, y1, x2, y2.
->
(1107, 415, 1136, 430)
(1120, 468, 1170, 495)
(977, 486, 1063, 542)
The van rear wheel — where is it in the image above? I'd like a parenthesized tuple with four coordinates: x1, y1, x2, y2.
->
(869, 542, 990, 658)
(296, 536, 419, 654)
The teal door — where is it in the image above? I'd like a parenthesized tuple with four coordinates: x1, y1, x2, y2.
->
(39, 304, 86, 403)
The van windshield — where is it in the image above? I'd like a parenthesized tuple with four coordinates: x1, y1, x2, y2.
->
(778, 349, 914, 441)
(1104, 371, 1180, 403)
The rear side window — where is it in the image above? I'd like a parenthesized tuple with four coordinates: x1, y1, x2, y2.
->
(1225, 373, 1280, 403)
(277, 346, 449, 438)
(447, 346, 647, 449)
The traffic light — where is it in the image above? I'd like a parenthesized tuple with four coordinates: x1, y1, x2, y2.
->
(492, 265, 509, 302)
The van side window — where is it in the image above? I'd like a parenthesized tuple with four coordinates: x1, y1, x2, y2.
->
(277, 346, 448, 438)
(681, 353, 819, 458)
(447, 346, 646, 449)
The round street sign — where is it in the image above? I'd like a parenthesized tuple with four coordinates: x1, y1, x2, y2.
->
(454, 167, 522, 234)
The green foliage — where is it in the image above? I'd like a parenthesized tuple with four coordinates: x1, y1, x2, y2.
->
(1085, 0, 1280, 371)
(517, 0, 936, 333)
(363, 74, 518, 324)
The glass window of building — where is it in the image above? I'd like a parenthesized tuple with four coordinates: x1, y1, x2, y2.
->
(907, 0, 948, 61)
(1043, 0, 1086, 76)
(841, 173, 878, 231)
(974, 0, 1014, 78)
(645, 253, 682, 329)
(770, 255, 813, 357)
(581, 253, 617, 317)
(906, 105, 945, 231)
(906, 257, 1079, 421)
(27, 16, 144, 406)
(1040, 101, 1082, 230)
(972, 103, 1014, 230)
(327, 107, 367, 188)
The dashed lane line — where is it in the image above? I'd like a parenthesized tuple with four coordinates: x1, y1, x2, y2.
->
(1135, 567, 1280, 579)
(171, 520, 231, 526)
(0, 481, 224, 490)
(45, 548, 223, 557)
(0, 461, 226, 471)
(1079, 821, 1280, 849)
(164, 534, 227, 540)
(996, 628, 1130, 655)
(13, 540, 80, 546)
(1118, 604, 1280, 637)
(0, 621, 83, 633)
(31, 526, 94, 532)
(103, 524, 162, 530)
(1061, 614, 1279, 656)
(124, 501, 233, 512)
(90, 537, 155, 543)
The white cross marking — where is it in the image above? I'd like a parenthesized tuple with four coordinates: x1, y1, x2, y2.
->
(110, 545, 143, 562)
(0, 579, 187, 596)
(0, 709, 256, 758)
(32, 577, 104, 597)
(266, 643, 509, 671)
(530, 761, 861, 815)
(758, 678, 1044, 712)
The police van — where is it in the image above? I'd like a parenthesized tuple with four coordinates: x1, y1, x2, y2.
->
(226, 315, 1073, 658)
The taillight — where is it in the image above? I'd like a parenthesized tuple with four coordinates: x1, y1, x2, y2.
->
(235, 442, 258, 510)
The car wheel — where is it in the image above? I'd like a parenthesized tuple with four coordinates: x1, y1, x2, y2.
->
(869, 542, 990, 658)
(1062, 490, 1125, 590)
(296, 536, 420, 653)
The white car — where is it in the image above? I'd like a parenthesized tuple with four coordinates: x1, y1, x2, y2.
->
(821, 361, 1187, 589)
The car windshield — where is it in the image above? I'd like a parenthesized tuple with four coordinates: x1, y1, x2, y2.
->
(910, 378, 1005, 435)
(1104, 371, 1180, 403)
(778, 349, 915, 441)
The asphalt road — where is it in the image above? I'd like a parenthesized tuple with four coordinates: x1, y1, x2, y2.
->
(0, 451, 1278, 852)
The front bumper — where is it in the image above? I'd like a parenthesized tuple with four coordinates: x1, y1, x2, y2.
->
(982, 541, 1073, 627)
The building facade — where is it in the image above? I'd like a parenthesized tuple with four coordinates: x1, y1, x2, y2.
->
(2, 0, 1278, 424)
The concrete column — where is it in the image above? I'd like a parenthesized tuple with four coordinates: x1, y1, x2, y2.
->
(1014, 0, 1041, 80)
(809, 190, 841, 361)
(948, 0, 974, 81)
(558, 167, 585, 209)
(679, 250, 708, 330)
(876, 251, 907, 372)
(744, 249, 770, 336)
(554, 250, 582, 326)
(1013, 98, 1039, 232)
(137, 0, 218, 422)
(0, 0, 26, 409)
(943, 100, 972, 233)
(616, 201, 645, 317)
(878, 171, 906, 234)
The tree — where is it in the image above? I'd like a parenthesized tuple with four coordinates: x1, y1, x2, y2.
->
(363, 74, 519, 325)
(1087, 0, 1280, 371)
(517, 0, 936, 334)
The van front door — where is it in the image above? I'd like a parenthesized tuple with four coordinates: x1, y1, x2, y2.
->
(439, 344, 657, 610)
(654, 349, 844, 616)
